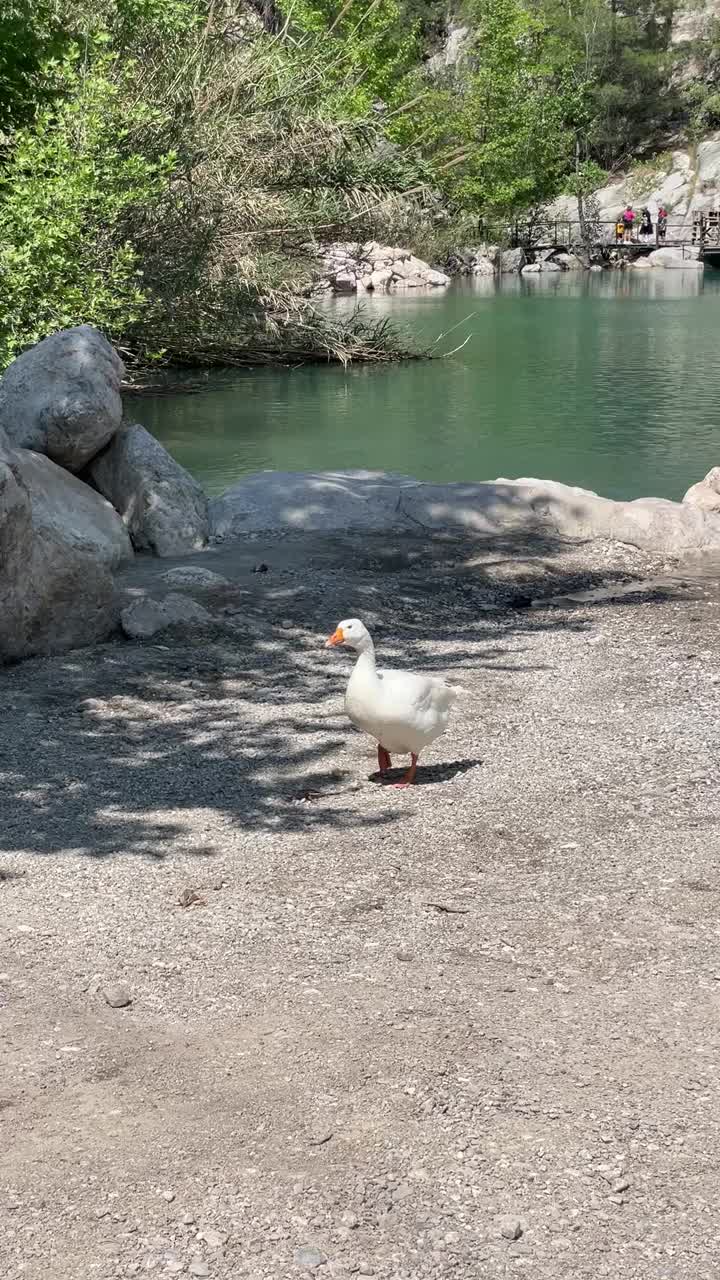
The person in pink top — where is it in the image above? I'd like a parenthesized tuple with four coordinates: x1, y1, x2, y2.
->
(622, 205, 636, 243)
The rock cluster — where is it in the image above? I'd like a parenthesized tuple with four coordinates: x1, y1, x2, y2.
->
(445, 246, 587, 276)
(0, 325, 209, 663)
(445, 246, 498, 276)
(319, 241, 449, 293)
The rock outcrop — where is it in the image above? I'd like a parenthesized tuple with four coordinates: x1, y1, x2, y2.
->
(88, 422, 209, 557)
(319, 242, 449, 293)
(209, 468, 720, 557)
(14, 449, 133, 570)
(0, 325, 124, 471)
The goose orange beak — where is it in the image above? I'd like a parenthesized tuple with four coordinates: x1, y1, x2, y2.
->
(325, 626, 344, 648)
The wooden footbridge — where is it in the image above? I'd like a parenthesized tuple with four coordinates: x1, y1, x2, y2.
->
(496, 211, 720, 266)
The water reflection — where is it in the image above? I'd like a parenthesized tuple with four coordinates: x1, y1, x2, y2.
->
(139, 271, 720, 501)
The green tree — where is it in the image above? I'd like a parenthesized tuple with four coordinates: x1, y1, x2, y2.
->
(392, 0, 586, 220)
(0, 0, 71, 133)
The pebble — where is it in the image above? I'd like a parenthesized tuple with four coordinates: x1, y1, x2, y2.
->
(189, 1261, 210, 1278)
(198, 1227, 225, 1249)
(294, 1246, 326, 1270)
(392, 1183, 412, 1203)
(102, 983, 132, 1009)
(612, 1179, 631, 1193)
(162, 1191, 176, 1203)
(396, 950, 414, 963)
(340, 1211, 359, 1229)
(498, 1216, 524, 1241)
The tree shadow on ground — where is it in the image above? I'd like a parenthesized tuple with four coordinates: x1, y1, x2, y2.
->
(0, 528, 688, 862)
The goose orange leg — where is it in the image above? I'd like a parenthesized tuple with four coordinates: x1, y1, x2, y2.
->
(394, 753, 419, 787)
(377, 745, 392, 774)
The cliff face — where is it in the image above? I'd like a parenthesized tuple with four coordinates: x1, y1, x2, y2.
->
(550, 137, 720, 229)
(671, 0, 720, 49)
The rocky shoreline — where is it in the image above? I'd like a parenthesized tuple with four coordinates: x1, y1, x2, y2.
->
(2, 324, 720, 663)
(1, 325, 717, 665)
(317, 239, 704, 294)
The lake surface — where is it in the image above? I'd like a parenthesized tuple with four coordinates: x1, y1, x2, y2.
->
(139, 270, 720, 501)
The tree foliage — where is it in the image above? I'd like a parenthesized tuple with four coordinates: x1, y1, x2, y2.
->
(2, 0, 720, 369)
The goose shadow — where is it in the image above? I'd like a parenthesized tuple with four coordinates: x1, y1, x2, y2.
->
(370, 757, 482, 787)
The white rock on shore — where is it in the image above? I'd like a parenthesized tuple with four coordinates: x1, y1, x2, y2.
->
(320, 241, 449, 293)
(683, 466, 720, 511)
(208, 469, 720, 557)
(0, 325, 124, 471)
(87, 422, 209, 557)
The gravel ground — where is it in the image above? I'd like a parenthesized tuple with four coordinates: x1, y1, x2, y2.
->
(2, 529, 720, 1280)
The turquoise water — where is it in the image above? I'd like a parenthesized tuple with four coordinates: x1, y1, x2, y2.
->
(138, 269, 720, 500)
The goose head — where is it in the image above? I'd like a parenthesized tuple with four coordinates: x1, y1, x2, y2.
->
(325, 617, 372, 652)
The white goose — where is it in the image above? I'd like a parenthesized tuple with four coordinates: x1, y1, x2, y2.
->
(325, 618, 460, 786)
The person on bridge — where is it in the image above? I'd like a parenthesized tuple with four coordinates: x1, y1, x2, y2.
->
(657, 206, 668, 241)
(615, 218, 625, 243)
(622, 205, 636, 242)
(639, 207, 653, 241)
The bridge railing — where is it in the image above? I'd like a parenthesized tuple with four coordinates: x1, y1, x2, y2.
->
(479, 215, 719, 249)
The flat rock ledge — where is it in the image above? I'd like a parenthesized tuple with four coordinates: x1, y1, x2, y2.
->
(209, 469, 720, 557)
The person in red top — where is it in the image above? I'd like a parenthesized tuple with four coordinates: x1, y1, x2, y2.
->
(622, 205, 636, 243)
(657, 206, 668, 242)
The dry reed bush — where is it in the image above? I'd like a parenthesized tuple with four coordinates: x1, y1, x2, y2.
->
(111, 5, 432, 366)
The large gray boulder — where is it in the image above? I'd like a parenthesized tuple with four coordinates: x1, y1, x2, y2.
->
(13, 449, 132, 570)
(0, 325, 124, 471)
(0, 439, 33, 661)
(683, 466, 720, 512)
(499, 247, 526, 273)
(87, 422, 209, 557)
(23, 527, 119, 660)
(0, 436, 119, 663)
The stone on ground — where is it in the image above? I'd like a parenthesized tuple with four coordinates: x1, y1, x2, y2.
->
(161, 566, 230, 588)
(88, 422, 209, 556)
(0, 325, 124, 471)
(121, 592, 213, 640)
